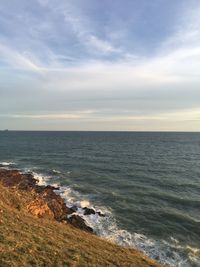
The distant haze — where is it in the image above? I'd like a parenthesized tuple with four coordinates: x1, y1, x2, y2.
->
(0, 0, 200, 131)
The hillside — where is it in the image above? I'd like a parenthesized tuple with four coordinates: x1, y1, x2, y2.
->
(0, 169, 164, 267)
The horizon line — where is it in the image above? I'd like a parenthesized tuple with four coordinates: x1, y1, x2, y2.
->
(1, 130, 200, 133)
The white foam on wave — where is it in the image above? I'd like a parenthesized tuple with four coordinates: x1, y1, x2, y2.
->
(186, 246, 200, 255)
(88, 217, 200, 267)
(80, 200, 90, 208)
(31, 171, 60, 188)
(0, 161, 15, 166)
(80, 212, 188, 266)
(32, 172, 50, 186)
(186, 246, 200, 266)
(52, 169, 61, 174)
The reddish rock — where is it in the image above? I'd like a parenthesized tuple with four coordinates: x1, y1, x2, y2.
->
(40, 185, 72, 220)
(0, 169, 72, 220)
(0, 168, 93, 232)
(27, 200, 54, 219)
(0, 169, 36, 189)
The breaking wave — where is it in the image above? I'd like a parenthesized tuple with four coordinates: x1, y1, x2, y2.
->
(30, 171, 199, 267)
(0, 161, 15, 166)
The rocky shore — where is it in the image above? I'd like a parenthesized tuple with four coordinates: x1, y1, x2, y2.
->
(0, 167, 164, 267)
(0, 168, 103, 233)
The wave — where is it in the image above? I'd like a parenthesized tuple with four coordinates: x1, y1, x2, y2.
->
(32, 172, 59, 188)
(32, 172, 49, 186)
(0, 161, 15, 166)
(52, 169, 62, 174)
(6, 166, 200, 267)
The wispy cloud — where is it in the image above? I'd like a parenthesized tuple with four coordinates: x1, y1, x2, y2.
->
(0, 44, 41, 71)
(5, 110, 95, 119)
(2, 107, 200, 123)
(8, 114, 86, 119)
(87, 35, 120, 54)
(63, 10, 121, 55)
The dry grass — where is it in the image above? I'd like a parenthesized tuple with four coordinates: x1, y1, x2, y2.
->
(0, 183, 163, 267)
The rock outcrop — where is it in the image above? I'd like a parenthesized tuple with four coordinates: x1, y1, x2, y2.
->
(0, 168, 92, 233)
(67, 214, 93, 233)
(27, 199, 55, 219)
(83, 207, 96, 215)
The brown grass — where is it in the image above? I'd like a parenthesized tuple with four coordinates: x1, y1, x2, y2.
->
(0, 183, 164, 267)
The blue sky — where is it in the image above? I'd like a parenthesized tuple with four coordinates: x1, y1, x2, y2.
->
(0, 0, 200, 130)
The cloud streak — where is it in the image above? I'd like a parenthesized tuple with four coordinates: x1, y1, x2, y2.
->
(62, 7, 121, 55)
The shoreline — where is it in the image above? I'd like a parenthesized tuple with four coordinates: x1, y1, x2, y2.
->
(0, 167, 164, 267)
(0, 167, 102, 233)
(0, 167, 163, 267)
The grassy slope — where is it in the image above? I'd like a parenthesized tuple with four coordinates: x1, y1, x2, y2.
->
(0, 183, 163, 267)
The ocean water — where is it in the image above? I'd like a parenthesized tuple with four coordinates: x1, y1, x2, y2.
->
(0, 131, 199, 266)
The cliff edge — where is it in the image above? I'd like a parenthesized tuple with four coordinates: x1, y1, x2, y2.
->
(0, 168, 164, 267)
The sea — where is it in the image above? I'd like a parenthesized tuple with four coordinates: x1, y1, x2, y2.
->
(0, 131, 199, 267)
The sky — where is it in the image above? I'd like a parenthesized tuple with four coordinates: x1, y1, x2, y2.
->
(0, 0, 200, 131)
